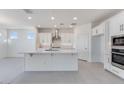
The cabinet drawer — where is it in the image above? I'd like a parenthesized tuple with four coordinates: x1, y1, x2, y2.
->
(111, 66, 124, 79)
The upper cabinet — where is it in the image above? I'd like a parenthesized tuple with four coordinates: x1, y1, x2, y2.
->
(60, 33, 74, 48)
(109, 11, 124, 36)
(39, 33, 52, 48)
(92, 23, 104, 36)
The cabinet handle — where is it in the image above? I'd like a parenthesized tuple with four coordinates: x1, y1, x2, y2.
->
(120, 24, 123, 32)
(120, 25, 122, 32)
(122, 24, 123, 31)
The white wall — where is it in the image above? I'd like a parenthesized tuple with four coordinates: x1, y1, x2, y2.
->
(7, 28, 37, 57)
(74, 23, 92, 61)
(0, 28, 7, 59)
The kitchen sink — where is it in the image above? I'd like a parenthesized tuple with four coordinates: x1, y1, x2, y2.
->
(45, 48, 59, 51)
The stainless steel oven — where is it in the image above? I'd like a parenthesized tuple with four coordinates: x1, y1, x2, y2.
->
(112, 35, 124, 70)
(112, 48, 124, 70)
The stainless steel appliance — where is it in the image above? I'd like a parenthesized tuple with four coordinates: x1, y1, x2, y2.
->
(112, 35, 124, 46)
(112, 48, 124, 69)
(112, 35, 124, 69)
(51, 29, 61, 48)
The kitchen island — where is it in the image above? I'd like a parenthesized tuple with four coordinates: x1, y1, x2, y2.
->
(23, 49, 78, 71)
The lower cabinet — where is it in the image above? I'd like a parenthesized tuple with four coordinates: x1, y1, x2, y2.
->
(52, 53, 78, 71)
(111, 66, 124, 79)
(104, 55, 111, 70)
(25, 53, 78, 71)
(25, 54, 52, 71)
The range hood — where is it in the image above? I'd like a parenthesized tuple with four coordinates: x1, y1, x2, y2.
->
(52, 29, 61, 40)
(52, 29, 61, 48)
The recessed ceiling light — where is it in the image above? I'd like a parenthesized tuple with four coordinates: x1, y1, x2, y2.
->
(28, 16, 32, 20)
(73, 17, 78, 20)
(51, 16, 55, 20)
(37, 25, 41, 28)
(54, 25, 57, 28)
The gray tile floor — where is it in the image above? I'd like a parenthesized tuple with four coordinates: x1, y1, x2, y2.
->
(0, 58, 124, 84)
(0, 58, 24, 84)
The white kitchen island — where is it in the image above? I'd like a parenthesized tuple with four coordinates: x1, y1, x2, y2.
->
(24, 49, 78, 71)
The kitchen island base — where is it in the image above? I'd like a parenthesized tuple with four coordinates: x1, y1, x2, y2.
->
(24, 53, 78, 71)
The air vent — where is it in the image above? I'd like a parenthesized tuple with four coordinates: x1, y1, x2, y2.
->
(23, 9, 33, 14)
(60, 23, 64, 26)
(71, 23, 77, 26)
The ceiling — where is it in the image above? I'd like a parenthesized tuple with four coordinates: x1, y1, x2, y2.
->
(0, 9, 122, 28)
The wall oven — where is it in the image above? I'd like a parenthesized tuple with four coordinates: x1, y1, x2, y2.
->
(112, 35, 124, 70)
(112, 49, 124, 70)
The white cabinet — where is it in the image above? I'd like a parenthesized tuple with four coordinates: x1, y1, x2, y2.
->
(25, 53, 78, 71)
(52, 53, 78, 70)
(104, 54, 111, 70)
(92, 24, 104, 36)
(91, 23, 105, 63)
(25, 54, 52, 70)
(104, 21, 112, 70)
(111, 66, 124, 79)
(109, 11, 124, 36)
(92, 27, 99, 36)
(60, 33, 73, 48)
(39, 33, 52, 48)
(92, 28, 97, 36)
(102, 11, 124, 79)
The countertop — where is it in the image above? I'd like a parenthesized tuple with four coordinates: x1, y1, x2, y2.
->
(20, 48, 78, 54)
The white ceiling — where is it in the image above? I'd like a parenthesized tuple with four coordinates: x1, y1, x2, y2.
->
(0, 9, 122, 28)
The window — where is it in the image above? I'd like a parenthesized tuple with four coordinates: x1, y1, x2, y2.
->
(10, 32, 18, 39)
(27, 32, 35, 39)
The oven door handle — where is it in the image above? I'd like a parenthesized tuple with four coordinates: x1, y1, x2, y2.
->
(112, 52, 124, 55)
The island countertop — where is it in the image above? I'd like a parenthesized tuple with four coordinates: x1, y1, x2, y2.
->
(21, 48, 78, 54)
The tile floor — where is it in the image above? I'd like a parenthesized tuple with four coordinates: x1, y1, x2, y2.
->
(0, 58, 124, 84)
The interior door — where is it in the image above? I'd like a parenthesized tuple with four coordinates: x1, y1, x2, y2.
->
(77, 34, 89, 61)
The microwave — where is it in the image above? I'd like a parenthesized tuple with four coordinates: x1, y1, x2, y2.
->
(112, 35, 124, 46)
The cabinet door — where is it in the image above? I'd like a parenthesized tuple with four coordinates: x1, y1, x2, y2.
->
(109, 16, 120, 36)
(105, 21, 111, 55)
(92, 28, 97, 36)
(51, 53, 77, 70)
(117, 13, 124, 35)
(61, 33, 73, 48)
(98, 24, 104, 35)
(92, 25, 104, 36)
(109, 12, 124, 36)
(25, 54, 52, 71)
(40, 33, 51, 47)
(104, 54, 111, 70)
